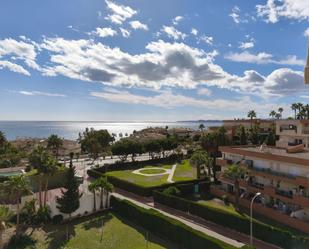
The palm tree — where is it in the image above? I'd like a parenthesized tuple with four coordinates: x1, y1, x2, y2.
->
(269, 110, 277, 120)
(190, 150, 209, 179)
(47, 134, 63, 159)
(247, 110, 256, 129)
(29, 146, 56, 208)
(291, 103, 298, 119)
(304, 104, 309, 119)
(0, 206, 12, 249)
(199, 123, 205, 132)
(42, 156, 58, 207)
(275, 113, 281, 120)
(278, 107, 283, 119)
(296, 103, 304, 119)
(223, 164, 246, 210)
(88, 181, 98, 212)
(3, 175, 31, 236)
(94, 177, 113, 209)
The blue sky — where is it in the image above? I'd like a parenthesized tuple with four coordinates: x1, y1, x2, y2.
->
(1, 0, 309, 121)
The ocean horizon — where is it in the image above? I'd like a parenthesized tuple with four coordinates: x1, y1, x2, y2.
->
(0, 120, 222, 141)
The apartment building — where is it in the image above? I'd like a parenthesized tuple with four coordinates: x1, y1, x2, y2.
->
(276, 119, 309, 148)
(223, 119, 274, 139)
(213, 145, 309, 233)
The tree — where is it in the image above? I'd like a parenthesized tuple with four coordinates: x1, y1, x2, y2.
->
(278, 107, 283, 119)
(237, 126, 247, 145)
(88, 181, 98, 212)
(79, 128, 114, 163)
(94, 177, 113, 209)
(0, 132, 6, 149)
(144, 140, 161, 159)
(0, 206, 12, 249)
(304, 104, 309, 119)
(47, 134, 63, 159)
(247, 110, 257, 129)
(56, 158, 81, 220)
(190, 150, 209, 179)
(199, 123, 205, 132)
(2, 175, 31, 236)
(275, 112, 281, 120)
(291, 103, 298, 119)
(29, 146, 57, 208)
(249, 124, 260, 145)
(223, 164, 246, 210)
(265, 129, 276, 146)
(269, 110, 276, 120)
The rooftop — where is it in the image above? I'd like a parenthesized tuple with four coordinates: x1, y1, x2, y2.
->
(219, 145, 309, 166)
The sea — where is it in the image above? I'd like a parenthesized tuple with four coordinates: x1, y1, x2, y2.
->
(0, 121, 222, 141)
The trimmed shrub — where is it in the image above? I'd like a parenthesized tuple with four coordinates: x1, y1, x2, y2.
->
(110, 196, 239, 249)
(162, 186, 181, 196)
(52, 214, 63, 224)
(107, 176, 204, 197)
(153, 191, 309, 249)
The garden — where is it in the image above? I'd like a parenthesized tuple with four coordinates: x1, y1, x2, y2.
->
(6, 212, 173, 249)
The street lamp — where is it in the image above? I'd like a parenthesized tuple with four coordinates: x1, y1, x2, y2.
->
(250, 192, 261, 246)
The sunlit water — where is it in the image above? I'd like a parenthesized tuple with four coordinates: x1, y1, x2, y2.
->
(0, 121, 222, 141)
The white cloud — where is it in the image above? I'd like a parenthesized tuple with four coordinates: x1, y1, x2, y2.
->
(19, 90, 66, 97)
(239, 41, 254, 50)
(229, 6, 248, 24)
(0, 38, 39, 70)
(0, 60, 30, 76)
(129, 20, 148, 30)
(161, 26, 187, 40)
(256, 0, 309, 23)
(120, 28, 130, 38)
(38, 37, 307, 97)
(191, 28, 198, 36)
(172, 16, 183, 25)
(197, 88, 212, 96)
(225, 51, 305, 66)
(90, 88, 289, 118)
(94, 27, 117, 37)
(198, 35, 213, 45)
(105, 0, 137, 25)
(304, 27, 309, 38)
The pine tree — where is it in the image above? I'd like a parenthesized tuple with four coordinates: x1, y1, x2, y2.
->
(56, 158, 81, 220)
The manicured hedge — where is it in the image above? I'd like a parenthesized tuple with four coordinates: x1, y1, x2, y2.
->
(87, 154, 183, 177)
(110, 196, 248, 249)
(153, 191, 309, 249)
(107, 176, 206, 197)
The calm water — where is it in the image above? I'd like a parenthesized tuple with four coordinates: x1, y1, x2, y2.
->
(0, 121, 222, 141)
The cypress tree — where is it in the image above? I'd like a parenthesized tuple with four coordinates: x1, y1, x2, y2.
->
(56, 158, 81, 220)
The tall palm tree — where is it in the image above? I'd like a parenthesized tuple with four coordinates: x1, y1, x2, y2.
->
(47, 134, 63, 159)
(278, 107, 283, 119)
(0, 206, 12, 249)
(247, 110, 256, 129)
(42, 156, 58, 207)
(223, 164, 246, 210)
(291, 103, 298, 119)
(190, 150, 209, 179)
(88, 181, 98, 212)
(269, 110, 277, 120)
(275, 113, 281, 120)
(296, 103, 304, 119)
(94, 177, 113, 210)
(3, 175, 31, 236)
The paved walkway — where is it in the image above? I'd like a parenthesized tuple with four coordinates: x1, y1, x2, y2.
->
(112, 188, 281, 249)
(167, 164, 177, 183)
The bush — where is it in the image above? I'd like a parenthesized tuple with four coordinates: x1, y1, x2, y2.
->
(153, 191, 309, 249)
(52, 214, 63, 224)
(110, 196, 238, 249)
(34, 206, 51, 224)
(107, 176, 203, 197)
(162, 186, 181, 196)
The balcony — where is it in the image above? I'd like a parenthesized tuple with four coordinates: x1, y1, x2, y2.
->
(216, 158, 232, 167)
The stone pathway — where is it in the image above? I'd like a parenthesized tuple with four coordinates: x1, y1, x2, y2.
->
(132, 164, 178, 183)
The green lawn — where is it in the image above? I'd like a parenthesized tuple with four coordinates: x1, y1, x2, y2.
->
(9, 212, 174, 249)
(197, 198, 308, 236)
(105, 160, 196, 187)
